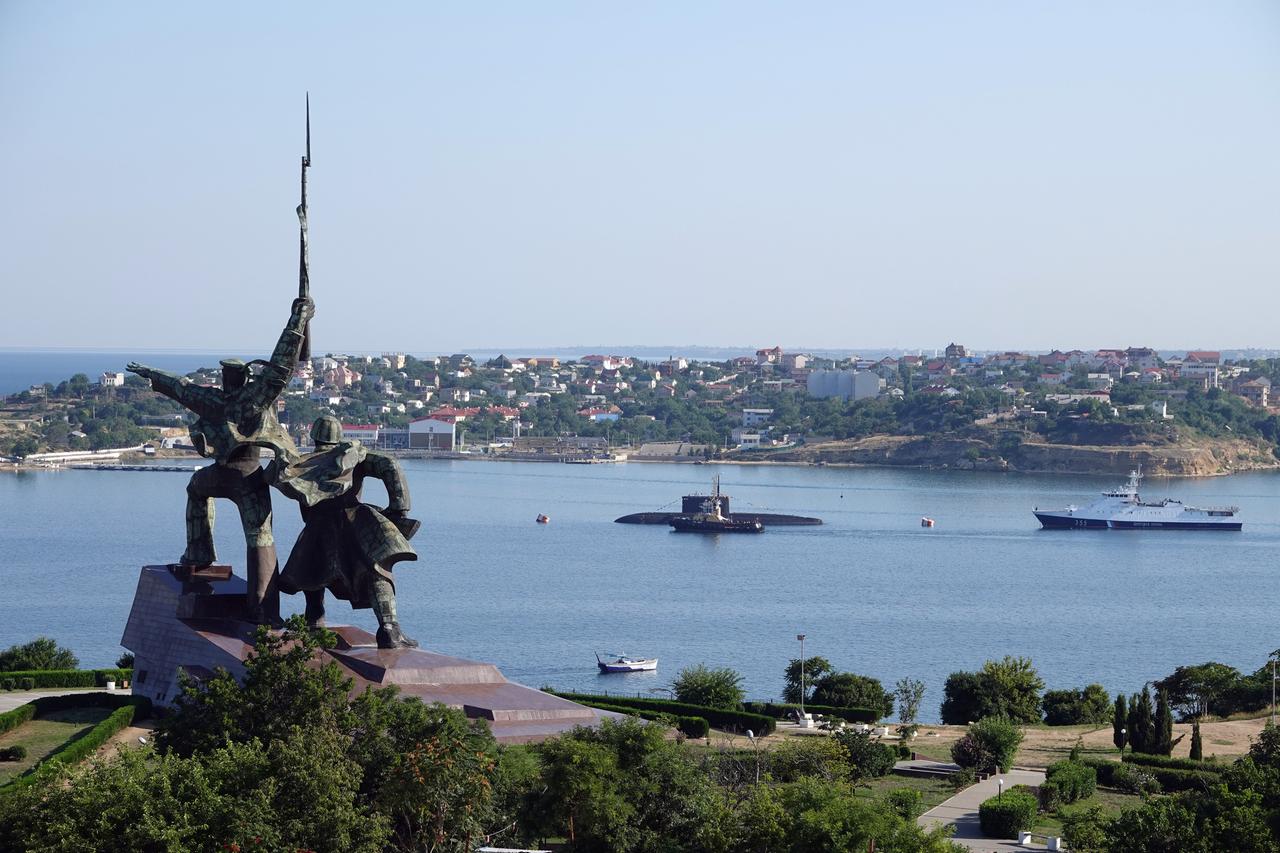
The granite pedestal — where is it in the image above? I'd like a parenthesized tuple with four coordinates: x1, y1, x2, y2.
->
(122, 565, 613, 742)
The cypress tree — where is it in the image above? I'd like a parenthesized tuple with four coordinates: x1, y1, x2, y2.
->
(1113, 693, 1128, 751)
(1155, 689, 1174, 756)
(1190, 719, 1203, 761)
(1132, 687, 1155, 754)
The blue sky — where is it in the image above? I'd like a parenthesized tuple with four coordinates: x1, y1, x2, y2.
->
(2, 2, 1277, 354)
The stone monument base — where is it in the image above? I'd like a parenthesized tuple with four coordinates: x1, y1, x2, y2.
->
(122, 565, 614, 742)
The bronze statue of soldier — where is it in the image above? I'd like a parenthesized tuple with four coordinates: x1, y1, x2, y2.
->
(274, 415, 420, 649)
(127, 296, 314, 624)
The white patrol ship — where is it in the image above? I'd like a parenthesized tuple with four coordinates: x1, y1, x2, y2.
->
(1034, 468, 1241, 530)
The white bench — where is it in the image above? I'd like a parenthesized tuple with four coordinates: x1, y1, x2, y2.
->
(1017, 831, 1062, 850)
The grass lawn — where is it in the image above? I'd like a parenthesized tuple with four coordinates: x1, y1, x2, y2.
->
(857, 774, 956, 811)
(0, 707, 110, 784)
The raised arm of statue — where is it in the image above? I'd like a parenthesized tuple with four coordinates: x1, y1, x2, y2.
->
(127, 362, 223, 417)
(240, 297, 314, 411)
(364, 451, 411, 515)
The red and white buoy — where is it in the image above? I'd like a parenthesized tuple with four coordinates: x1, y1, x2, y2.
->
(920, 517, 935, 528)
(536, 514, 550, 524)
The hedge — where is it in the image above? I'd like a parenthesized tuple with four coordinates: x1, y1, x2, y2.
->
(0, 703, 37, 736)
(548, 692, 776, 735)
(978, 790, 1038, 839)
(1122, 752, 1227, 774)
(0, 668, 132, 689)
(1078, 756, 1219, 793)
(582, 701, 711, 739)
(741, 702, 881, 724)
(0, 693, 152, 795)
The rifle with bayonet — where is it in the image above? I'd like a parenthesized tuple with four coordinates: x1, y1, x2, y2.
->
(297, 93, 312, 361)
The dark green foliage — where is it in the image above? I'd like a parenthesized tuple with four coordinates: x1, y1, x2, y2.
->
(114, 652, 134, 669)
(1043, 761, 1097, 804)
(978, 790, 1037, 838)
(950, 767, 977, 791)
(742, 701, 880, 723)
(783, 655, 833, 704)
(17, 678, 34, 690)
(1155, 661, 1243, 720)
(0, 679, 12, 691)
(1113, 693, 1128, 750)
(550, 691, 776, 735)
(1110, 763, 1163, 795)
(1042, 684, 1110, 726)
(1122, 751, 1226, 774)
(581, 701, 710, 738)
(0, 668, 131, 689)
(1060, 804, 1109, 853)
(0, 745, 26, 761)
(1154, 689, 1174, 756)
(1190, 719, 1203, 760)
(809, 672, 894, 718)
(0, 695, 150, 793)
(0, 637, 78, 671)
(1129, 687, 1155, 754)
(955, 717, 1023, 773)
(672, 663, 745, 709)
(832, 730, 897, 781)
(884, 787, 923, 820)
(939, 657, 1043, 724)
(768, 735, 850, 783)
(0, 702, 36, 735)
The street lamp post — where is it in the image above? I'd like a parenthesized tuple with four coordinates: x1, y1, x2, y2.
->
(998, 777, 1005, 801)
(746, 730, 760, 785)
(797, 634, 807, 720)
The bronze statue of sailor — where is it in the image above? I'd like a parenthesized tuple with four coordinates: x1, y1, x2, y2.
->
(274, 415, 420, 649)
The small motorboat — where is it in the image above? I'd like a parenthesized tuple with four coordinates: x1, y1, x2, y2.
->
(921, 517, 935, 528)
(596, 652, 659, 673)
(536, 514, 550, 524)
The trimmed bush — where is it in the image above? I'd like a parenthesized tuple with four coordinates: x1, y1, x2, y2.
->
(1121, 752, 1226, 774)
(547, 691, 775, 735)
(0, 703, 37, 736)
(0, 695, 150, 794)
(741, 701, 880, 724)
(0, 669, 131, 690)
(0, 679, 13, 691)
(0, 745, 26, 761)
(885, 787, 923, 820)
(581, 701, 710, 739)
(950, 767, 977, 792)
(1110, 763, 1161, 796)
(978, 790, 1038, 838)
(1044, 760, 1097, 804)
(17, 678, 34, 690)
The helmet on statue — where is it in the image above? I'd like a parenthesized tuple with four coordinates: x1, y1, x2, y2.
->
(310, 415, 343, 447)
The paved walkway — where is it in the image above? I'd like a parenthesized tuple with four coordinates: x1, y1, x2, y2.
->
(917, 768, 1046, 853)
(0, 688, 129, 713)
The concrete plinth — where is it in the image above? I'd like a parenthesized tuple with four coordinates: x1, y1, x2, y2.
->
(122, 565, 614, 742)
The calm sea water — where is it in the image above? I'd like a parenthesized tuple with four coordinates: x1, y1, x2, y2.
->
(0, 351, 229, 395)
(1, 461, 1277, 722)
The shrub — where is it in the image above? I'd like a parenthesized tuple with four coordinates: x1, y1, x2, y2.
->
(1111, 763, 1161, 796)
(949, 767, 977, 791)
(955, 717, 1023, 772)
(0, 638, 78, 672)
(941, 658, 1043, 725)
(768, 735, 849, 782)
(672, 664, 744, 709)
(546, 692, 775, 735)
(833, 730, 897, 780)
(1044, 760, 1097, 804)
(17, 678, 34, 691)
(0, 669, 131, 690)
(582, 702, 710, 739)
(1120, 752, 1226, 774)
(0, 703, 36, 736)
(0, 745, 27, 761)
(1037, 780, 1062, 812)
(884, 787, 923, 820)
(978, 790, 1037, 838)
(809, 672, 894, 718)
(0, 679, 13, 691)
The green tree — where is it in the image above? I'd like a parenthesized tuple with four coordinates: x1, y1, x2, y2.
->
(672, 664, 744, 709)
(1113, 693, 1128, 750)
(1190, 719, 1203, 761)
(0, 636, 79, 671)
(810, 672, 894, 717)
(1156, 662, 1242, 720)
(940, 657, 1043, 725)
(951, 717, 1023, 773)
(895, 677, 927, 725)
(1154, 689, 1175, 756)
(783, 655, 833, 704)
(1130, 687, 1155, 755)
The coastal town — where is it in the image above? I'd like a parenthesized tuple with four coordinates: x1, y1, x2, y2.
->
(3, 344, 1279, 475)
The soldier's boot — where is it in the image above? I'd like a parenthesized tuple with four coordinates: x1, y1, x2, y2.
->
(371, 577, 417, 649)
(303, 589, 326, 627)
(244, 545, 281, 626)
(181, 492, 217, 566)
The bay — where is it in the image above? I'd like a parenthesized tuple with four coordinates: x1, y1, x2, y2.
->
(1, 460, 1277, 722)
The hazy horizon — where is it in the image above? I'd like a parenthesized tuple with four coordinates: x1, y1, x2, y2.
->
(3, 3, 1278, 352)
